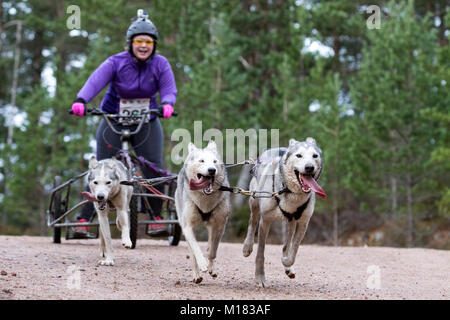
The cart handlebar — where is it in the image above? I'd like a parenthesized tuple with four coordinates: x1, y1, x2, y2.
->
(68, 106, 178, 117)
(68, 107, 177, 136)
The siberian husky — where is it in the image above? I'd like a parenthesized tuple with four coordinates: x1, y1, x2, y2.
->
(85, 156, 133, 266)
(175, 141, 231, 283)
(242, 138, 326, 287)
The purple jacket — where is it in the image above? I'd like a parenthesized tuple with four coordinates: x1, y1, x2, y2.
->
(77, 51, 177, 117)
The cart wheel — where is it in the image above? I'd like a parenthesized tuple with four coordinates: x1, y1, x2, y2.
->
(52, 176, 63, 244)
(129, 185, 139, 249)
(167, 182, 181, 246)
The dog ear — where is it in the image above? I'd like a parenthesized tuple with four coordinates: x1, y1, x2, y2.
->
(307, 137, 322, 155)
(206, 140, 217, 151)
(89, 155, 99, 169)
(306, 137, 317, 146)
(106, 159, 116, 170)
(188, 142, 197, 154)
(289, 139, 298, 148)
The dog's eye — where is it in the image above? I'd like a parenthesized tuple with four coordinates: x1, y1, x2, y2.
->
(213, 160, 217, 163)
(106, 181, 111, 185)
(93, 181, 98, 185)
(199, 159, 204, 163)
(313, 154, 318, 158)
(296, 154, 302, 158)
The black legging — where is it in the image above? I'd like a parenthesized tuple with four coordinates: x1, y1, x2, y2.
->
(77, 118, 164, 221)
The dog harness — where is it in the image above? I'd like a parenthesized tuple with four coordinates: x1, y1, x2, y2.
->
(275, 195, 310, 222)
(272, 174, 310, 222)
(196, 206, 213, 222)
(195, 191, 228, 222)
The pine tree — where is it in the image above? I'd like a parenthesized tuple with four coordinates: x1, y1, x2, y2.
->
(350, 0, 445, 246)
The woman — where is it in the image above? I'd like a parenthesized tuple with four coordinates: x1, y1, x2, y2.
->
(71, 10, 177, 237)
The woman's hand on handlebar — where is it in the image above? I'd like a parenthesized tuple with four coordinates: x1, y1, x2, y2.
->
(68, 107, 104, 116)
(162, 104, 174, 118)
(71, 101, 86, 117)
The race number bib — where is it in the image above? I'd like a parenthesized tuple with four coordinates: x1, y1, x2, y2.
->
(118, 98, 150, 125)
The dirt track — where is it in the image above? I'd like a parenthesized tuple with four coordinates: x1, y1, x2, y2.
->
(0, 235, 448, 300)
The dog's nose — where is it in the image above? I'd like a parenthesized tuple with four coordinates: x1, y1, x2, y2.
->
(97, 193, 105, 201)
(208, 167, 216, 176)
(305, 164, 315, 174)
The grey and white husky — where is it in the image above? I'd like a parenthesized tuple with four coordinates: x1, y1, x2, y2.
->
(175, 140, 231, 283)
(85, 156, 133, 266)
(242, 137, 326, 287)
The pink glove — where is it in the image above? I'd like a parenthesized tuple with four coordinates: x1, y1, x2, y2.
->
(162, 104, 174, 118)
(72, 102, 85, 117)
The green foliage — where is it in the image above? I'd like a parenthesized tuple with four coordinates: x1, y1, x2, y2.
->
(349, 0, 449, 244)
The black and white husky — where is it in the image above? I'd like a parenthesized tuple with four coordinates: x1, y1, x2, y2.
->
(86, 156, 133, 266)
(175, 141, 231, 283)
(242, 138, 326, 287)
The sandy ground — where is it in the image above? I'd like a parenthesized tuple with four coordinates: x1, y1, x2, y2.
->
(0, 235, 448, 300)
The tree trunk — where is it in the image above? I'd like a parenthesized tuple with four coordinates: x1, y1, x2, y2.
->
(406, 173, 414, 247)
(0, 0, 3, 38)
(39, 183, 47, 236)
(332, 143, 340, 247)
(437, 0, 448, 46)
(283, 99, 288, 123)
(332, 35, 341, 72)
(2, 20, 22, 227)
(332, 104, 340, 247)
(333, 194, 339, 246)
(29, 30, 47, 84)
(51, 1, 68, 177)
(390, 176, 398, 218)
(7, 20, 22, 146)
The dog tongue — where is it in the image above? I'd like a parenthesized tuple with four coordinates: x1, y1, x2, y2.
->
(189, 177, 211, 190)
(302, 176, 327, 198)
(82, 191, 98, 202)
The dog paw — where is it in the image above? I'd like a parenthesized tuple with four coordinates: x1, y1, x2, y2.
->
(282, 256, 294, 268)
(98, 259, 114, 266)
(193, 276, 203, 284)
(284, 267, 296, 279)
(209, 270, 218, 278)
(242, 243, 253, 257)
(208, 263, 217, 278)
(256, 274, 266, 288)
(122, 239, 132, 249)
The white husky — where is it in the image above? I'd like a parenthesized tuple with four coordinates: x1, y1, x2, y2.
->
(86, 156, 133, 266)
(175, 141, 231, 283)
(242, 138, 326, 287)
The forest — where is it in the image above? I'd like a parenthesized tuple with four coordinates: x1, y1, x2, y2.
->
(0, 0, 448, 249)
